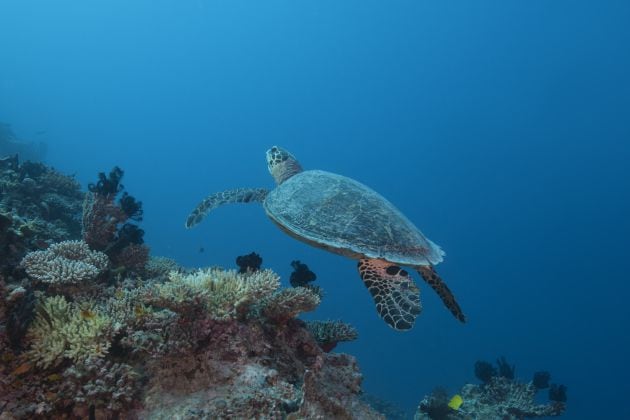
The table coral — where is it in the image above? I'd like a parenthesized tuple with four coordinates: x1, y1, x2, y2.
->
(306, 319, 359, 352)
(261, 286, 321, 324)
(21, 240, 109, 285)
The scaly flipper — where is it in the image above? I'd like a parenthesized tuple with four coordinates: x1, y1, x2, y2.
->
(358, 259, 422, 331)
(185, 188, 269, 228)
(416, 265, 466, 323)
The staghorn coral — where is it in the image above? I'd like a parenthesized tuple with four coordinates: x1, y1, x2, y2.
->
(1, 263, 380, 419)
(25, 295, 113, 368)
(261, 286, 321, 324)
(21, 240, 109, 285)
(306, 320, 359, 352)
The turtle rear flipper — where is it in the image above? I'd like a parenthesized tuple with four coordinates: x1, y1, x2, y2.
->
(185, 188, 269, 228)
(358, 259, 422, 331)
(417, 266, 466, 323)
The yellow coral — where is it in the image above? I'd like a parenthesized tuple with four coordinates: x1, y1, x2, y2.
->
(26, 296, 112, 368)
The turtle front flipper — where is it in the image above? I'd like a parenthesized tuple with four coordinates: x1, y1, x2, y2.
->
(416, 266, 466, 323)
(185, 188, 269, 228)
(358, 259, 422, 331)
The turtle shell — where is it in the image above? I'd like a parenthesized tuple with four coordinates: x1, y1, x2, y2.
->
(263, 170, 444, 266)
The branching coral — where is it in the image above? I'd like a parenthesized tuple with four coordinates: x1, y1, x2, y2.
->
(0, 159, 84, 277)
(21, 240, 109, 285)
(25, 295, 113, 368)
(306, 320, 358, 352)
(147, 268, 280, 320)
(415, 369, 566, 420)
(145, 256, 180, 278)
(261, 287, 321, 324)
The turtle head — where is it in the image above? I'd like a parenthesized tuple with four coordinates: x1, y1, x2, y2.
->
(266, 146, 303, 185)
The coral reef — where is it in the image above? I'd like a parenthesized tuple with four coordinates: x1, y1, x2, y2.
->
(25, 295, 113, 368)
(261, 286, 321, 324)
(21, 240, 109, 286)
(415, 359, 567, 420)
(306, 320, 359, 352)
(0, 156, 83, 279)
(236, 251, 262, 273)
(0, 158, 382, 419)
(146, 268, 280, 321)
(82, 167, 148, 274)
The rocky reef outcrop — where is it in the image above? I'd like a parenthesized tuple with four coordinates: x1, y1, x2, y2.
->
(0, 159, 377, 418)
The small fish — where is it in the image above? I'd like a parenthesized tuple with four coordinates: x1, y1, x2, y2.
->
(80, 308, 96, 320)
(199, 246, 205, 253)
(448, 394, 463, 410)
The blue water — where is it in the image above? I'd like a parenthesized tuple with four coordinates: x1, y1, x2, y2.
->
(1, 1, 629, 418)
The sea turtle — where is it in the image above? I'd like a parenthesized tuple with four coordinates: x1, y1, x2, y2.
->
(185, 146, 465, 330)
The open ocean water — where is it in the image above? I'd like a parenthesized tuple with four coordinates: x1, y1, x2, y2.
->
(1, 1, 629, 418)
